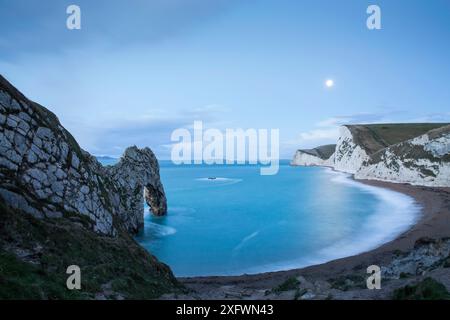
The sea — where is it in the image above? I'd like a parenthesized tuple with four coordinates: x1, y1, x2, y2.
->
(98, 158, 420, 277)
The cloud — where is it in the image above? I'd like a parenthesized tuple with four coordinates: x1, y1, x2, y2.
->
(406, 112, 450, 123)
(289, 112, 400, 149)
(298, 128, 340, 141)
(0, 0, 240, 59)
(70, 103, 230, 158)
(289, 110, 450, 152)
(316, 112, 397, 127)
(0, 34, 234, 160)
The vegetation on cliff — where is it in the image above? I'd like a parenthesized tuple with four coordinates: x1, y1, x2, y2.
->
(296, 144, 336, 160)
(0, 200, 181, 299)
(0, 74, 180, 299)
(346, 123, 448, 155)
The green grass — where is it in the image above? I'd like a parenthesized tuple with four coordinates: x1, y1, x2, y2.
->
(329, 274, 366, 291)
(365, 123, 448, 146)
(299, 144, 336, 160)
(347, 123, 449, 154)
(443, 256, 450, 268)
(315, 144, 337, 159)
(273, 277, 300, 293)
(0, 201, 182, 299)
(0, 251, 85, 300)
(399, 272, 411, 279)
(393, 277, 450, 300)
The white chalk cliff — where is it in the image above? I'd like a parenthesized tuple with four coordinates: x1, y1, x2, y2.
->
(291, 144, 336, 167)
(292, 124, 450, 187)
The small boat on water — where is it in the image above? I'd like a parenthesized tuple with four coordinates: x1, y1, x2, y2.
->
(207, 177, 217, 180)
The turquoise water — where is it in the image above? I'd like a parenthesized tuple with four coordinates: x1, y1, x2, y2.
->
(100, 159, 419, 277)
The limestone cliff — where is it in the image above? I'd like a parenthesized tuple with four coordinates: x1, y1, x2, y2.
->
(0, 74, 177, 299)
(332, 126, 371, 174)
(292, 123, 450, 187)
(355, 125, 450, 186)
(0, 74, 167, 236)
(291, 144, 336, 167)
(105, 146, 167, 233)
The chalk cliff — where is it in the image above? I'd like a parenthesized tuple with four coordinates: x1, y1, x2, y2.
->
(355, 125, 450, 186)
(0, 74, 177, 299)
(292, 123, 450, 187)
(291, 144, 335, 167)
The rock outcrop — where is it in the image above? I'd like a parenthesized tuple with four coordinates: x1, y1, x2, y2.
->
(0, 74, 177, 299)
(292, 123, 450, 187)
(291, 144, 336, 167)
(105, 146, 167, 233)
(0, 74, 167, 236)
(355, 125, 450, 186)
(382, 238, 450, 279)
(332, 126, 371, 174)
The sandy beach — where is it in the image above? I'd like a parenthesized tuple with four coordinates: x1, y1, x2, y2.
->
(175, 180, 450, 299)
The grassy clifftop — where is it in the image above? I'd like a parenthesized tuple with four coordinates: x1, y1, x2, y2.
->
(346, 123, 449, 155)
(297, 144, 336, 160)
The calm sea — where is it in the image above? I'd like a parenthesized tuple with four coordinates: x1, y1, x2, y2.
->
(99, 159, 419, 276)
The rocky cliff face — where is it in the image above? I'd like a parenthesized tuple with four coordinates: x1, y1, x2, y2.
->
(0, 75, 167, 236)
(332, 126, 370, 174)
(355, 125, 450, 186)
(292, 124, 450, 187)
(291, 144, 336, 167)
(105, 146, 167, 233)
(291, 152, 331, 167)
(0, 74, 177, 299)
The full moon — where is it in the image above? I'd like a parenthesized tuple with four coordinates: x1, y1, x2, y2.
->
(325, 79, 334, 88)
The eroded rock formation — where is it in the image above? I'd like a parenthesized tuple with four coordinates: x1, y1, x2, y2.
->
(0, 74, 167, 236)
(0, 74, 178, 299)
(105, 146, 167, 233)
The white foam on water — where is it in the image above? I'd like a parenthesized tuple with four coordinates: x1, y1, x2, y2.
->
(233, 231, 260, 253)
(240, 168, 421, 275)
(196, 177, 243, 186)
(196, 177, 242, 182)
(146, 222, 177, 237)
(314, 168, 421, 262)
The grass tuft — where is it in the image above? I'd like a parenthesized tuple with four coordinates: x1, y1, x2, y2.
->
(393, 277, 450, 300)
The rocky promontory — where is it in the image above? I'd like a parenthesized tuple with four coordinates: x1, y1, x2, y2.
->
(292, 124, 450, 187)
(0, 74, 178, 299)
(0, 74, 167, 235)
(291, 144, 335, 167)
(105, 146, 168, 233)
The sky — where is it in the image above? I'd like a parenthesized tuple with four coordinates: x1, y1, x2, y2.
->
(1, 0, 450, 159)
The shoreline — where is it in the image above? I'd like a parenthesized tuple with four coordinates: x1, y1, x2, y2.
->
(175, 178, 450, 299)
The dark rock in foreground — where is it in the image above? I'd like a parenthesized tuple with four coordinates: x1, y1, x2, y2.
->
(0, 74, 167, 235)
(106, 146, 168, 229)
(0, 74, 178, 299)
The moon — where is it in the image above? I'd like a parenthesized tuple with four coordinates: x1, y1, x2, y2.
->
(325, 79, 334, 88)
